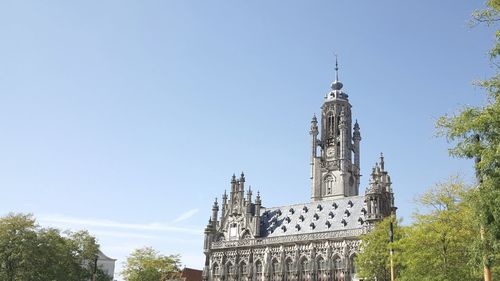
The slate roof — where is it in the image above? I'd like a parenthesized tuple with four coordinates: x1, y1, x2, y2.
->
(260, 195, 367, 238)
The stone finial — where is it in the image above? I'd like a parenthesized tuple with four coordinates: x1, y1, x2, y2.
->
(354, 119, 360, 130)
(380, 152, 385, 171)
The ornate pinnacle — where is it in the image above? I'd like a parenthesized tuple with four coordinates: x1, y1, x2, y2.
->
(380, 153, 385, 171)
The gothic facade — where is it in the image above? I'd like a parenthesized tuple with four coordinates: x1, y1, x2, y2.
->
(202, 63, 396, 281)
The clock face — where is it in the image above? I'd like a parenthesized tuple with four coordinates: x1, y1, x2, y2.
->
(326, 147, 335, 157)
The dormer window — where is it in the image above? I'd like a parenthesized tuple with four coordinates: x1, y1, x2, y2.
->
(328, 211, 335, 219)
(358, 217, 364, 225)
(299, 215, 305, 222)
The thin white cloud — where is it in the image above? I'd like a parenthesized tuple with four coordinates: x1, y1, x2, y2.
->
(38, 214, 202, 235)
(173, 208, 199, 223)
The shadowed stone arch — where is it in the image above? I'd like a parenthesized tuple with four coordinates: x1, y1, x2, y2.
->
(323, 174, 337, 195)
(298, 256, 309, 281)
(270, 257, 281, 281)
(254, 259, 263, 281)
(284, 257, 294, 281)
(212, 262, 220, 280)
(216, 233, 225, 242)
(238, 260, 248, 280)
(348, 253, 358, 280)
(240, 229, 252, 239)
(316, 255, 328, 281)
(225, 261, 235, 280)
(332, 254, 343, 281)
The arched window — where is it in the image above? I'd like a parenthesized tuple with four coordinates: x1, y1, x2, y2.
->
(255, 260, 263, 281)
(284, 258, 294, 280)
(325, 175, 335, 195)
(317, 256, 327, 281)
(212, 263, 219, 278)
(271, 259, 280, 281)
(327, 112, 335, 136)
(333, 255, 342, 281)
(298, 258, 308, 281)
(239, 262, 247, 279)
(350, 254, 357, 278)
(226, 262, 234, 279)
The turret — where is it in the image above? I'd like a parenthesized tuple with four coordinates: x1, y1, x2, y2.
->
(203, 218, 214, 252)
(230, 174, 237, 192)
(365, 153, 395, 223)
(211, 198, 219, 228)
(353, 120, 361, 169)
(246, 186, 253, 214)
(310, 114, 319, 159)
(254, 191, 262, 237)
(239, 172, 245, 210)
(221, 190, 227, 221)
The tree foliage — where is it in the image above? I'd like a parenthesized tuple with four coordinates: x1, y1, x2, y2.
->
(121, 247, 181, 281)
(357, 179, 499, 281)
(0, 213, 111, 281)
(398, 179, 481, 281)
(356, 217, 403, 281)
(437, 0, 500, 271)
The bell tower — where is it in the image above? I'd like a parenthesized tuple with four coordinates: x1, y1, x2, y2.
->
(310, 58, 361, 201)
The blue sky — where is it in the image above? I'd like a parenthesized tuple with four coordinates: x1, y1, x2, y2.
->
(0, 1, 495, 280)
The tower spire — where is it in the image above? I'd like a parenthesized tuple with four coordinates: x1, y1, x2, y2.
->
(335, 54, 339, 82)
(331, 54, 343, 91)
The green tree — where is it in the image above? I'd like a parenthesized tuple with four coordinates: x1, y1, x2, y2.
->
(122, 247, 181, 281)
(398, 179, 481, 281)
(356, 216, 404, 281)
(437, 0, 500, 276)
(0, 213, 112, 281)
